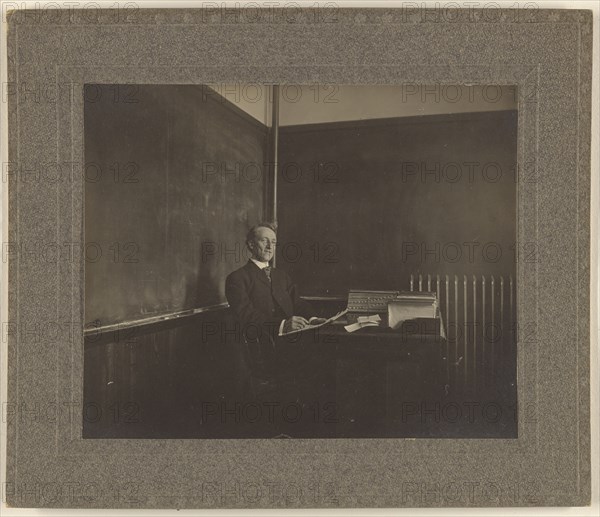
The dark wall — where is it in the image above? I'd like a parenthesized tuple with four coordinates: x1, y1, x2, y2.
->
(83, 308, 251, 438)
(277, 110, 518, 296)
(84, 85, 267, 327)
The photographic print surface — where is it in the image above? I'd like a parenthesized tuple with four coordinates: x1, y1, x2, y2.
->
(6, 6, 593, 508)
(83, 83, 519, 439)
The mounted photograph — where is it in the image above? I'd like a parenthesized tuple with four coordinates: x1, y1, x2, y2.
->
(4, 5, 593, 510)
(83, 83, 520, 439)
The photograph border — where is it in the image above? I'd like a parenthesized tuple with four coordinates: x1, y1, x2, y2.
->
(5, 6, 593, 508)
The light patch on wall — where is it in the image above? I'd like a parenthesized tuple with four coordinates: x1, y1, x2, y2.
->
(208, 84, 518, 127)
(278, 84, 518, 126)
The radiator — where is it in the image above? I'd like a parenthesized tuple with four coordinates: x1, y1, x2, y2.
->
(409, 273, 516, 393)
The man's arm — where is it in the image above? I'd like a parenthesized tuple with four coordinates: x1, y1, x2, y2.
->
(225, 273, 279, 337)
(285, 273, 316, 319)
(226, 271, 312, 337)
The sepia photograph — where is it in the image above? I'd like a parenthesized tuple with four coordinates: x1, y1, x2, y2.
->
(83, 83, 520, 439)
(3, 3, 595, 511)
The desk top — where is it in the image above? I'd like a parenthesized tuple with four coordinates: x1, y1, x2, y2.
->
(279, 316, 446, 356)
(328, 316, 445, 339)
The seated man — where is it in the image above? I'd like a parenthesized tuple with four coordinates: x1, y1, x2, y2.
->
(225, 222, 324, 393)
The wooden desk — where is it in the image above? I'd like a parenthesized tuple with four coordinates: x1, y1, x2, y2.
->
(276, 317, 447, 437)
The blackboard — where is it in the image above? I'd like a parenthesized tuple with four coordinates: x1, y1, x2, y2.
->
(84, 85, 267, 327)
(277, 110, 518, 296)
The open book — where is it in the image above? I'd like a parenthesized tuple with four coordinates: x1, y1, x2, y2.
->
(279, 309, 348, 336)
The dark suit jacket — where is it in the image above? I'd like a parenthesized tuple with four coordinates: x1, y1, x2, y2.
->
(225, 260, 313, 341)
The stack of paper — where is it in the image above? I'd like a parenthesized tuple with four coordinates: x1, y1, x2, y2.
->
(388, 294, 438, 330)
(344, 314, 381, 333)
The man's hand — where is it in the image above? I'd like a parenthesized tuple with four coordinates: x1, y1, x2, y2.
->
(309, 317, 328, 325)
(283, 316, 309, 333)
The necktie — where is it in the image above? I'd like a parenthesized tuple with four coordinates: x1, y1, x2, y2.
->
(263, 266, 272, 282)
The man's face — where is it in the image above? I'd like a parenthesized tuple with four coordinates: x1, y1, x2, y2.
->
(249, 227, 276, 263)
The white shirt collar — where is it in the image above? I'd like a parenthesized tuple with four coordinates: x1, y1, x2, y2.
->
(250, 258, 270, 269)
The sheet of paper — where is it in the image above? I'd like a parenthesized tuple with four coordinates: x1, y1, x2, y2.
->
(280, 308, 349, 336)
(344, 315, 381, 332)
(357, 314, 381, 324)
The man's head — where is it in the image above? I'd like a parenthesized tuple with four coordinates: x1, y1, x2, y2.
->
(246, 222, 277, 263)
